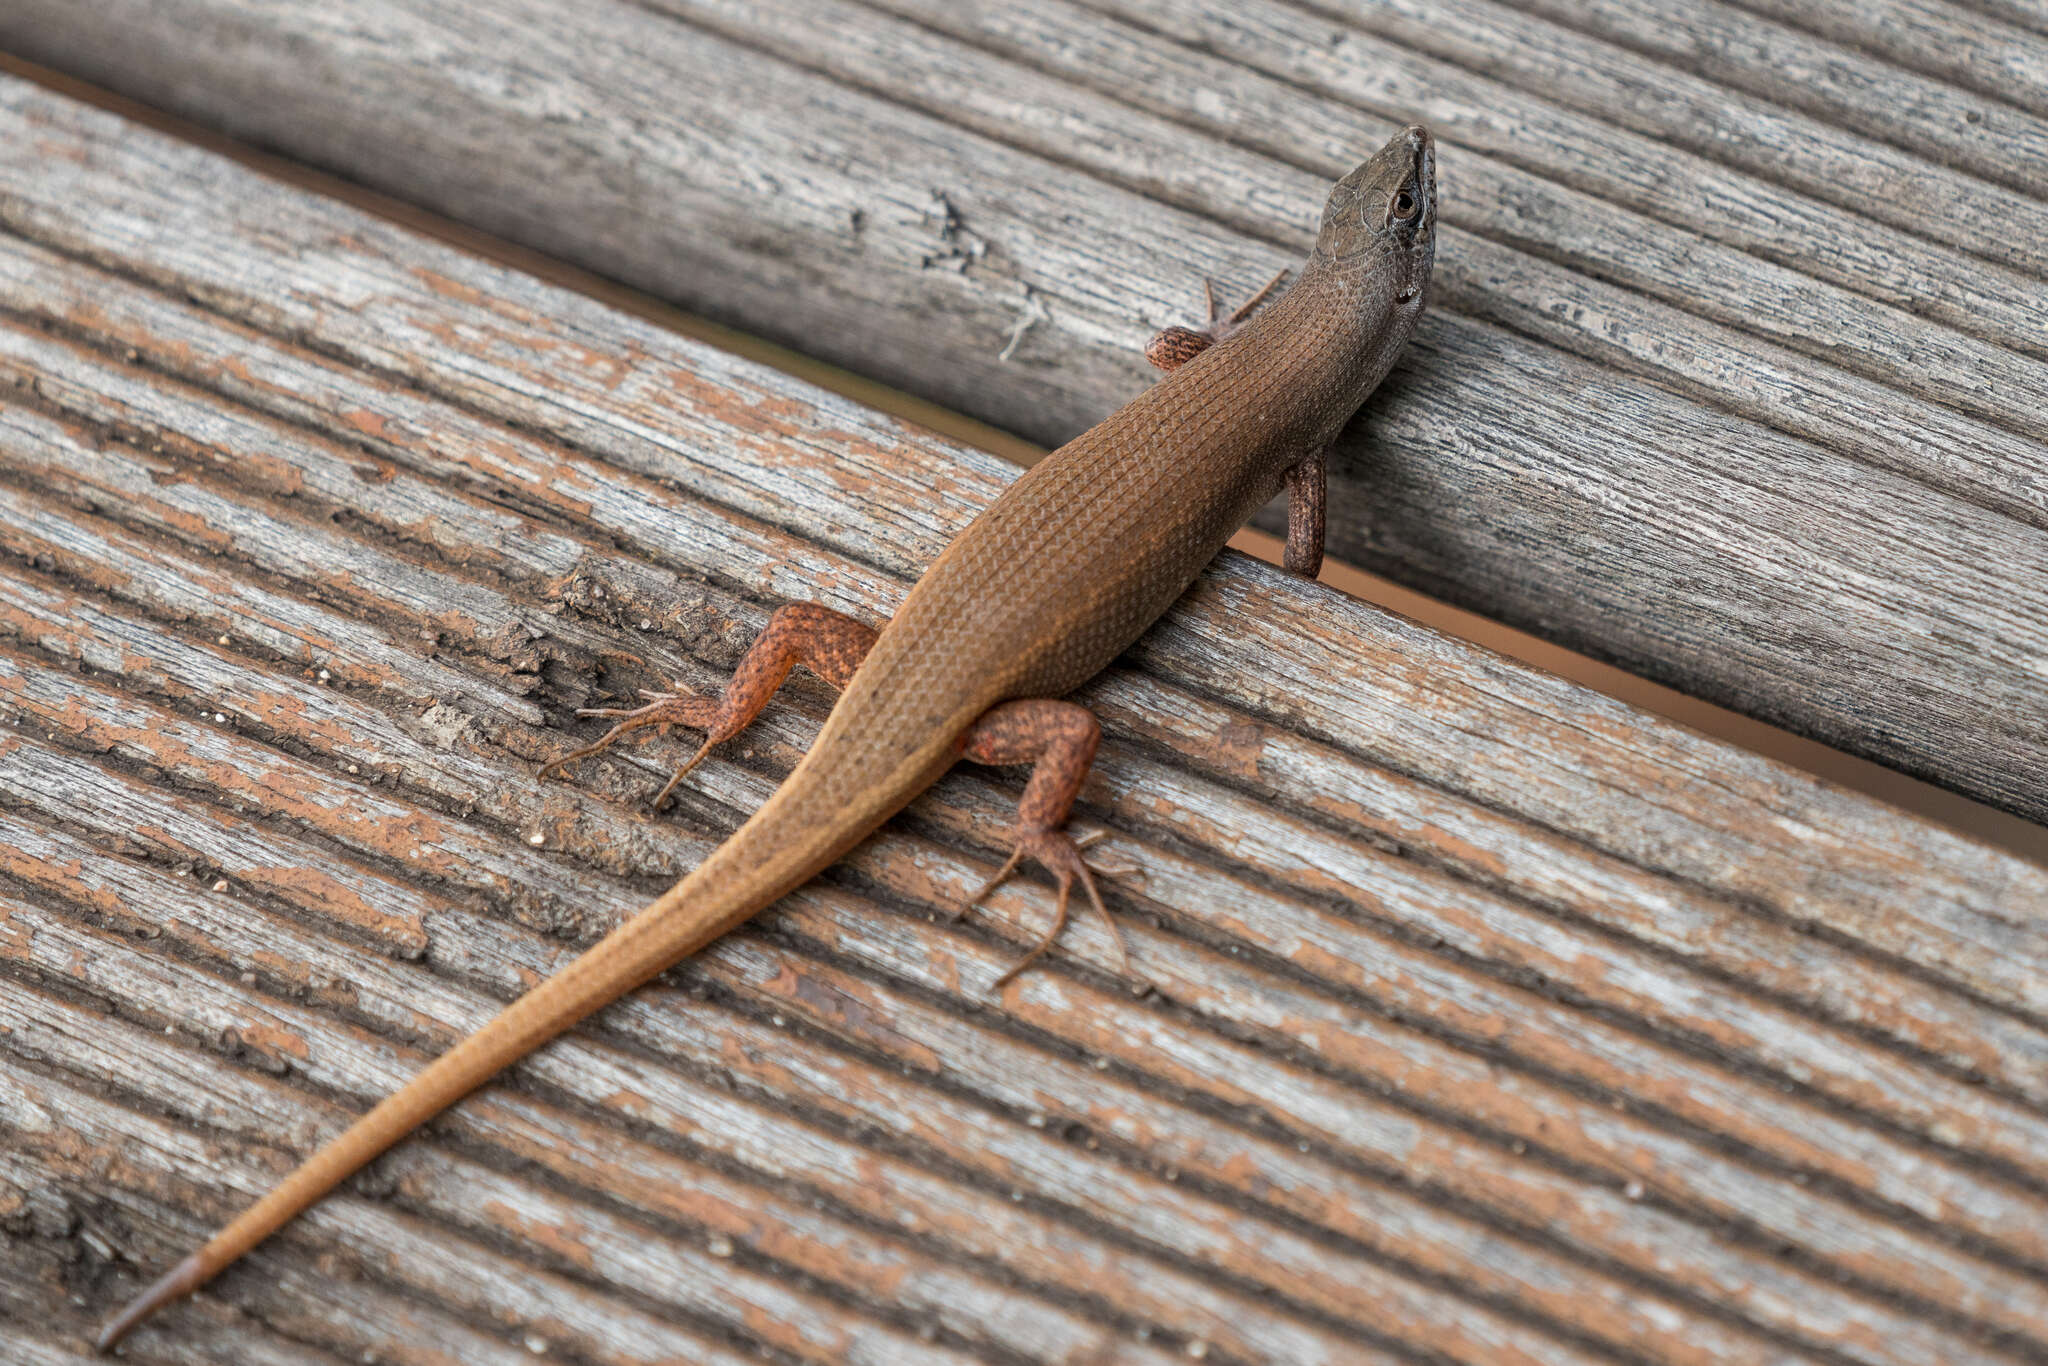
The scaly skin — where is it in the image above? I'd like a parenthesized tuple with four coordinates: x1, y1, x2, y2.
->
(96, 125, 1437, 1352)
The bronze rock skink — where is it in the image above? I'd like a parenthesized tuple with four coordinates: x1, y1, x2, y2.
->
(98, 124, 1437, 1351)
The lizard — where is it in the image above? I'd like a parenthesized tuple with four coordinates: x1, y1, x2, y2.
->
(95, 123, 1436, 1352)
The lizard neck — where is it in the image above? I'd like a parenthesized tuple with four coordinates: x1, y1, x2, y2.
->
(1244, 248, 1422, 444)
(1182, 250, 1421, 479)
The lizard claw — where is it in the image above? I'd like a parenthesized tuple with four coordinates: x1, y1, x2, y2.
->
(647, 739, 720, 811)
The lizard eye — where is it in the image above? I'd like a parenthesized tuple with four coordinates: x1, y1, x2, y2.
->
(1388, 189, 1420, 223)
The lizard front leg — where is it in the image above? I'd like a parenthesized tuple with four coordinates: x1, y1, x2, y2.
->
(956, 698, 1136, 988)
(1143, 267, 1290, 371)
(542, 602, 878, 808)
(1285, 447, 1327, 579)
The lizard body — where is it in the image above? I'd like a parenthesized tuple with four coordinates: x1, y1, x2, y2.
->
(97, 125, 1436, 1351)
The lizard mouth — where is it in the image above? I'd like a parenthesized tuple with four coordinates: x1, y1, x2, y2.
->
(1407, 125, 1436, 228)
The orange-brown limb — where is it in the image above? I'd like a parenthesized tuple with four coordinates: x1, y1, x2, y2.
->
(540, 602, 878, 808)
(1285, 449, 1327, 579)
(957, 698, 1135, 987)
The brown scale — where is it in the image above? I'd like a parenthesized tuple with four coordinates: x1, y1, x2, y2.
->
(96, 126, 1440, 1351)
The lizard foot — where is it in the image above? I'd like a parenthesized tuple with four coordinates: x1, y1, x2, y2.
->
(540, 603, 882, 811)
(538, 687, 724, 809)
(964, 829, 1144, 989)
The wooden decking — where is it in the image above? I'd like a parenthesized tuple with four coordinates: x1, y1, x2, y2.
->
(1, 0, 2044, 825)
(3, 72, 2048, 1364)
(7, 0, 2048, 1359)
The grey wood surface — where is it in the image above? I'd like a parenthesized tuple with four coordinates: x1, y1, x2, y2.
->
(2, 0, 2046, 823)
(5, 78, 2048, 1364)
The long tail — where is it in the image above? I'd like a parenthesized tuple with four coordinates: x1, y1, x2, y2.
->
(96, 737, 931, 1352)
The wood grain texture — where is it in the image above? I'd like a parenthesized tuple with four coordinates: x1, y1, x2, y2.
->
(3, 80, 2048, 1364)
(2, 0, 2046, 823)
(1734, 0, 2048, 115)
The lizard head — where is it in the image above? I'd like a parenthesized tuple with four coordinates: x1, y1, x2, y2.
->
(1313, 124, 1437, 317)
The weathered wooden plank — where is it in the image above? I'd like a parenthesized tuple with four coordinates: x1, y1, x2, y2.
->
(1738, 0, 2048, 115)
(4, 78, 2048, 1363)
(936, 0, 2048, 490)
(711, 0, 2048, 432)
(10, 471, 2048, 1319)
(0, 537, 2029, 1366)
(6, 232, 2047, 1116)
(4, 0, 2047, 819)
(1307, 0, 2048, 271)
(0, 408, 1866, 1363)
(2, 1053, 878, 1366)
(0, 1322, 125, 1366)
(1503, 0, 2048, 189)
(0, 850, 1555, 1365)
(0, 590, 2029, 1362)
(4, 1133, 674, 1366)
(0, 816, 1358, 1366)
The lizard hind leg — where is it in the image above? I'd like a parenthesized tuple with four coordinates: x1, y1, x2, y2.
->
(540, 601, 879, 809)
(957, 699, 1139, 989)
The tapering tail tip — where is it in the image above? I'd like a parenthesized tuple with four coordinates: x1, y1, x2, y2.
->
(94, 1252, 206, 1354)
